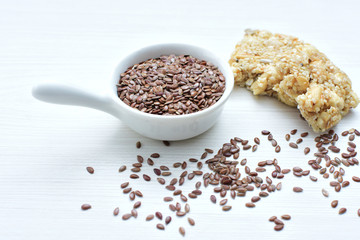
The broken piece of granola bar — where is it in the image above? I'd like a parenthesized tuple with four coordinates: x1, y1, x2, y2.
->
(229, 29, 359, 132)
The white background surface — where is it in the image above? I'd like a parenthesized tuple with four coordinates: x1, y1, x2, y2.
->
(0, 0, 359, 239)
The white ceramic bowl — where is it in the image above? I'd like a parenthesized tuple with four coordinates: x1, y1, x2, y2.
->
(32, 43, 234, 140)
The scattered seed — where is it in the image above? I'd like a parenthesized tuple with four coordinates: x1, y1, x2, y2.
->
(113, 207, 119, 216)
(285, 134, 290, 141)
(188, 217, 195, 226)
(222, 205, 232, 211)
(165, 216, 172, 225)
(185, 203, 190, 213)
(130, 174, 139, 179)
(269, 216, 277, 221)
(304, 147, 310, 154)
(274, 224, 284, 231)
(155, 212, 163, 220)
(179, 227, 185, 236)
(339, 208, 347, 214)
(164, 197, 173, 202)
(210, 195, 216, 203)
(281, 214, 291, 220)
(81, 204, 91, 210)
(157, 223, 165, 230)
(143, 174, 151, 181)
(293, 187, 303, 192)
(135, 190, 143, 197)
(246, 202, 255, 208)
(119, 165, 127, 172)
(122, 213, 132, 220)
(133, 201, 141, 209)
(275, 145, 281, 153)
(163, 140, 170, 146)
(331, 200, 338, 208)
(352, 176, 360, 182)
(309, 176, 318, 182)
(131, 209, 138, 218)
(289, 142, 298, 149)
(136, 141, 141, 149)
(290, 129, 297, 135)
(146, 214, 154, 221)
(147, 158, 154, 166)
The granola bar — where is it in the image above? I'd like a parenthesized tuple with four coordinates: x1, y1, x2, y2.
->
(229, 29, 359, 132)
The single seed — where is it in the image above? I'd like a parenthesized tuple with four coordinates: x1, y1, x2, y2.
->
(130, 174, 139, 179)
(129, 191, 135, 200)
(293, 187, 303, 192)
(339, 208, 347, 214)
(222, 205, 232, 211)
(220, 199, 228, 205)
(296, 138, 303, 144)
(81, 204, 91, 210)
(201, 152, 208, 159)
(143, 174, 151, 181)
(163, 140, 170, 146)
(137, 155, 144, 163)
(165, 216, 172, 225)
(151, 153, 160, 158)
(176, 211, 186, 217)
(322, 189, 329, 197)
(174, 189, 182, 196)
(166, 185, 175, 191)
(147, 158, 154, 166)
(276, 182, 282, 190)
(352, 176, 360, 182)
(254, 137, 260, 144)
(164, 197, 173, 202)
(274, 224, 284, 231)
(281, 214, 291, 220)
(289, 142, 298, 149)
(146, 214, 154, 221)
(301, 132, 309, 137)
(160, 165, 169, 171)
(185, 203, 190, 213)
(157, 178, 165, 185)
(135, 190, 143, 197)
(358, 209, 360, 217)
(188, 217, 195, 226)
(275, 145, 281, 153)
(131, 209, 138, 218)
(162, 172, 172, 176)
(155, 212, 162, 220)
(304, 147, 310, 155)
(131, 167, 141, 172)
(113, 207, 119, 216)
(133, 201, 141, 209)
(157, 224, 165, 230)
(274, 218, 284, 225)
(285, 134, 290, 141)
(119, 165, 126, 172)
(180, 194, 188, 202)
(331, 200, 338, 208)
(271, 139, 277, 147)
(123, 187, 132, 194)
(246, 202, 255, 208)
(310, 176, 318, 182)
(290, 129, 297, 135)
(251, 196, 260, 202)
(179, 227, 185, 236)
(86, 166, 94, 174)
(262, 130, 270, 135)
(122, 213, 132, 220)
(210, 195, 216, 203)
(205, 148, 214, 153)
(269, 216, 277, 221)
(136, 141, 141, 149)
(121, 182, 129, 189)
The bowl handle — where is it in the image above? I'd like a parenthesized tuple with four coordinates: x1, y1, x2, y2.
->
(32, 82, 121, 119)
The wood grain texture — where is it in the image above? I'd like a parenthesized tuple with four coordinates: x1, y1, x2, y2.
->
(0, 0, 359, 239)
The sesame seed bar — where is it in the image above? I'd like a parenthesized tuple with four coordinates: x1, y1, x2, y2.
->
(229, 29, 359, 132)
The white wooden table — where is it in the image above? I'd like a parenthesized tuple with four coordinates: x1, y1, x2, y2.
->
(1, 0, 359, 239)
